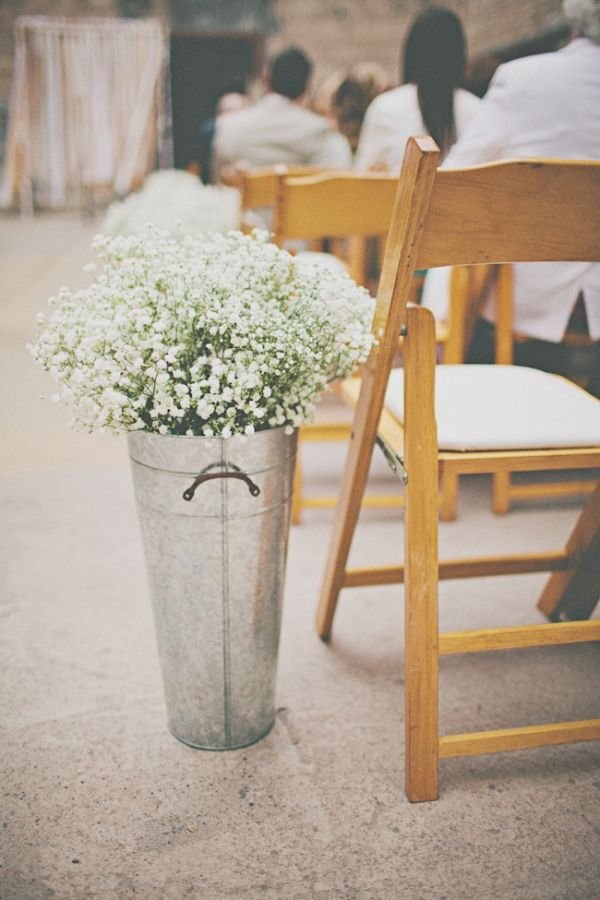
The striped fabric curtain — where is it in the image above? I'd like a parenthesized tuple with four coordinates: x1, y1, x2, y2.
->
(0, 16, 168, 212)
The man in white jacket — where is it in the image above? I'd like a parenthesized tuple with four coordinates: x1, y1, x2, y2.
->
(213, 47, 351, 175)
(424, 0, 600, 392)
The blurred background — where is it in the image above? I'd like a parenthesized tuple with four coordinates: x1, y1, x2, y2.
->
(0, 0, 570, 209)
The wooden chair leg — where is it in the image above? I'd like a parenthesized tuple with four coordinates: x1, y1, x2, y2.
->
(439, 468, 459, 521)
(348, 235, 368, 286)
(490, 267, 514, 517)
(314, 368, 384, 640)
(404, 305, 439, 802)
(316, 135, 440, 643)
(537, 483, 600, 621)
(492, 471, 511, 514)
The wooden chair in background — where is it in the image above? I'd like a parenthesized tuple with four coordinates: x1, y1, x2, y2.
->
(315, 137, 600, 801)
(274, 171, 397, 286)
(274, 171, 400, 523)
(238, 164, 327, 238)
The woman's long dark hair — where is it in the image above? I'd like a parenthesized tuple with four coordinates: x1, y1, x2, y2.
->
(403, 6, 467, 154)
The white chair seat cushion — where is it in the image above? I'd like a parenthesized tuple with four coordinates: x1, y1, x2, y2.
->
(384, 365, 600, 451)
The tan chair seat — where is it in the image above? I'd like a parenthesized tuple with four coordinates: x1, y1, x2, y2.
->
(384, 365, 600, 451)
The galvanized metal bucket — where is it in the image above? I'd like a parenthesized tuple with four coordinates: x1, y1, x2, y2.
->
(128, 427, 298, 750)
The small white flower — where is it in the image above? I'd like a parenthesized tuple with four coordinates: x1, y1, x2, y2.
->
(30, 228, 374, 438)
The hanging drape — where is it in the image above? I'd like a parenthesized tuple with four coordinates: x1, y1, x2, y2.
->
(0, 16, 168, 211)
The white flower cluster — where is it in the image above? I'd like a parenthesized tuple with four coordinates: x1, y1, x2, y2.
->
(30, 229, 375, 437)
(101, 170, 240, 237)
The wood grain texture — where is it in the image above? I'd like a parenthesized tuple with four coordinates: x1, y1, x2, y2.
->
(439, 720, 600, 758)
(403, 304, 440, 801)
(439, 620, 600, 654)
(417, 159, 600, 268)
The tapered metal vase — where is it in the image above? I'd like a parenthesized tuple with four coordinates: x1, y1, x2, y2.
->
(128, 427, 298, 750)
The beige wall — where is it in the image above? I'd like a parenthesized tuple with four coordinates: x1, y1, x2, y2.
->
(272, 0, 565, 90)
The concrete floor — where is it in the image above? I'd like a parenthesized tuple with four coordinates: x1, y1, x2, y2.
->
(1, 211, 599, 900)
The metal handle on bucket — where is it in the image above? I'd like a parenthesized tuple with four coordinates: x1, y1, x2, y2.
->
(183, 462, 261, 502)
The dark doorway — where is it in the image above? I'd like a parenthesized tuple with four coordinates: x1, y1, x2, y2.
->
(169, 32, 263, 177)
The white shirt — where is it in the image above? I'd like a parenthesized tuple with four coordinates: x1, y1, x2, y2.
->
(214, 93, 352, 171)
(354, 83, 481, 172)
(424, 38, 600, 342)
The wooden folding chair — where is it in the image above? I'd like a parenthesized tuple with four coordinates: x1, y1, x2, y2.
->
(238, 165, 326, 237)
(315, 136, 600, 801)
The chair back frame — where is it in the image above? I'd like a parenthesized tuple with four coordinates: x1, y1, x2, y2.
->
(241, 164, 325, 214)
(273, 171, 398, 243)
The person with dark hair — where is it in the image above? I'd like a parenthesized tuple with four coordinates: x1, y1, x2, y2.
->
(331, 63, 388, 154)
(355, 6, 480, 170)
(423, 0, 600, 393)
(214, 45, 351, 175)
(269, 46, 313, 99)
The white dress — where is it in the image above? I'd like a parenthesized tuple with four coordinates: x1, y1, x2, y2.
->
(354, 83, 481, 172)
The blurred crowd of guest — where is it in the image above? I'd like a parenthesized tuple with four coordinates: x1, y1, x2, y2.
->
(206, 5, 481, 181)
(192, 0, 600, 393)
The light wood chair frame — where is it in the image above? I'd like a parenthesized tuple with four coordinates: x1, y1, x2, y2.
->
(315, 136, 600, 802)
(274, 170, 398, 285)
(239, 164, 331, 238)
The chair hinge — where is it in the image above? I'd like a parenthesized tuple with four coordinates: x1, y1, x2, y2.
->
(376, 437, 408, 484)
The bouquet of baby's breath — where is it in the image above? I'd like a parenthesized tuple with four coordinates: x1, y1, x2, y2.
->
(100, 170, 240, 237)
(30, 228, 374, 438)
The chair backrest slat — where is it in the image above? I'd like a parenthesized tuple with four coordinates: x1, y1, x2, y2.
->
(417, 158, 600, 269)
(275, 171, 397, 242)
(241, 165, 325, 212)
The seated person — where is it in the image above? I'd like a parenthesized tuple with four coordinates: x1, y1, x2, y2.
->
(213, 46, 352, 177)
(355, 6, 480, 170)
(422, 0, 600, 394)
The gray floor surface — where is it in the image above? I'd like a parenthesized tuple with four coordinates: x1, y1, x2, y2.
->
(1, 211, 599, 900)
